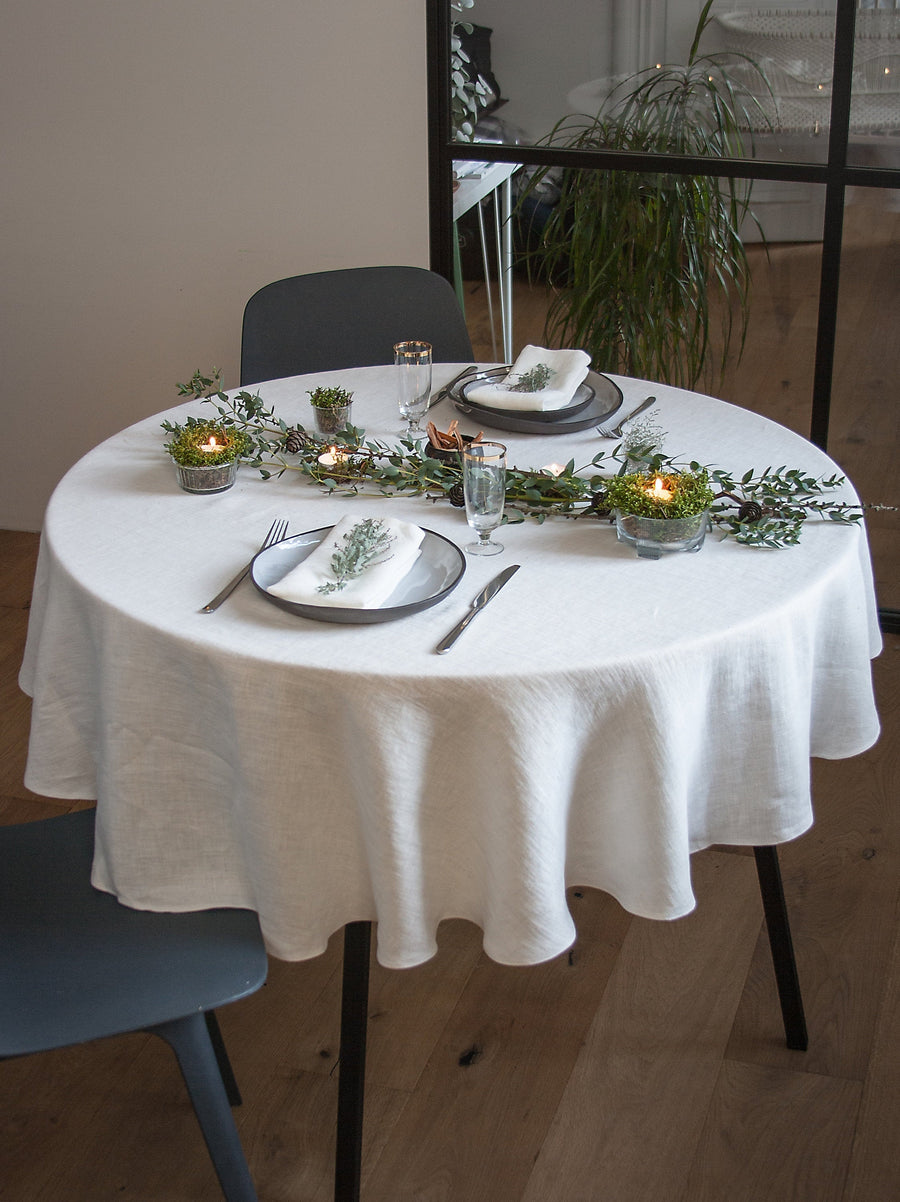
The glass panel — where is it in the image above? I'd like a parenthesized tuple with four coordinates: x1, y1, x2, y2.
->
(442, 5, 898, 614)
(454, 172, 897, 610)
(451, 1, 846, 166)
(512, 158, 770, 389)
(829, 186, 900, 610)
(457, 169, 827, 405)
(719, 181, 826, 442)
(847, 2, 900, 168)
(706, 4, 836, 166)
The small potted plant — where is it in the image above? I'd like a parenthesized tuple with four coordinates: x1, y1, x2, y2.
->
(604, 469, 715, 559)
(308, 386, 354, 436)
(163, 418, 252, 494)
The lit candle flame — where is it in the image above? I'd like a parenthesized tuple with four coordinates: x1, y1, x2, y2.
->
(317, 445, 346, 468)
(199, 435, 219, 452)
(647, 476, 674, 503)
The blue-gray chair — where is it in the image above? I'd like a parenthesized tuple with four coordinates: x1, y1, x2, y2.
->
(0, 808, 266, 1201)
(240, 265, 474, 385)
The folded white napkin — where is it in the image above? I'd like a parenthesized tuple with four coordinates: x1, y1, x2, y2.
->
(466, 346, 591, 412)
(268, 514, 425, 608)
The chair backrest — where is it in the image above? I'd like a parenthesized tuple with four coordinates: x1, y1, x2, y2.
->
(240, 266, 474, 386)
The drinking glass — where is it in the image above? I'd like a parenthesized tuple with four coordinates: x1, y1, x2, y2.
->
(394, 341, 433, 437)
(462, 441, 507, 556)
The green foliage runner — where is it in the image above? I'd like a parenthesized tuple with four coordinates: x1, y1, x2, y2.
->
(165, 370, 877, 550)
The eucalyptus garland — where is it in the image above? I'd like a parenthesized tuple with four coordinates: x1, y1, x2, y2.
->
(168, 370, 881, 550)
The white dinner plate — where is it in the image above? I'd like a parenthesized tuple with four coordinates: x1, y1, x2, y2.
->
(458, 367, 595, 422)
(454, 369, 622, 435)
(251, 526, 466, 624)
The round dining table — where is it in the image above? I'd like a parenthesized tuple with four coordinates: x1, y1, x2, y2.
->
(20, 364, 882, 972)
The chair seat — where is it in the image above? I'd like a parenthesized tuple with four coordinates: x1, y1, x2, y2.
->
(0, 808, 267, 1058)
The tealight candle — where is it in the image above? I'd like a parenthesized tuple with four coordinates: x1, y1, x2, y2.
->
(645, 476, 674, 503)
(199, 436, 220, 453)
(542, 463, 565, 477)
(317, 445, 346, 468)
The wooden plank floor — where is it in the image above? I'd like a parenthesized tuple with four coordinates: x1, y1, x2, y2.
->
(1, 199, 898, 1198)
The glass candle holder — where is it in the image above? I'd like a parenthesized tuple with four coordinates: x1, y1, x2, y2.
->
(615, 510, 709, 559)
(173, 460, 240, 495)
(312, 403, 353, 436)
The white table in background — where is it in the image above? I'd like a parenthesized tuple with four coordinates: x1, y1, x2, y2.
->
(453, 161, 519, 361)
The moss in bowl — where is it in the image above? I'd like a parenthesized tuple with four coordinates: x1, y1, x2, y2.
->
(308, 386, 354, 435)
(605, 470, 715, 558)
(604, 470, 714, 519)
(164, 420, 252, 494)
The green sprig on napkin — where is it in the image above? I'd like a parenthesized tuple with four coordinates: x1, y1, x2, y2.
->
(509, 363, 554, 393)
(317, 518, 395, 595)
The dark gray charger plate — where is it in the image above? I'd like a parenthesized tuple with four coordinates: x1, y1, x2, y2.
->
(458, 367, 595, 422)
(453, 369, 622, 435)
(251, 526, 466, 624)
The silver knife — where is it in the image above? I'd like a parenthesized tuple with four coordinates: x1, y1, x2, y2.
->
(432, 363, 518, 412)
(427, 364, 479, 410)
(435, 564, 520, 654)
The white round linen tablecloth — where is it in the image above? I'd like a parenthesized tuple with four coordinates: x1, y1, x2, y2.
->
(19, 367, 882, 968)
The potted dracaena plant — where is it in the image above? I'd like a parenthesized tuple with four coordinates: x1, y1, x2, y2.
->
(520, 0, 773, 390)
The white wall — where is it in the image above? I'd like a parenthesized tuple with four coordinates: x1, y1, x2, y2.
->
(1, 0, 429, 530)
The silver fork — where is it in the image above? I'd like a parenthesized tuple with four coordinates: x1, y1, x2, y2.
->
(597, 395, 656, 439)
(199, 517, 289, 613)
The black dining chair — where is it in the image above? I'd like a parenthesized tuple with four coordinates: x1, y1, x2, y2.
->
(240, 265, 475, 386)
(0, 807, 266, 1202)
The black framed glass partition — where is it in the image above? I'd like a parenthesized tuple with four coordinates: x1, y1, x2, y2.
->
(427, 0, 899, 626)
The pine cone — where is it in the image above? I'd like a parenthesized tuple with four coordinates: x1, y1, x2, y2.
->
(448, 483, 465, 508)
(284, 429, 305, 454)
(738, 500, 764, 523)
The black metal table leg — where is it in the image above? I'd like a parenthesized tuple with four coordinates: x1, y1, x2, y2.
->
(334, 921, 372, 1202)
(753, 845, 809, 1051)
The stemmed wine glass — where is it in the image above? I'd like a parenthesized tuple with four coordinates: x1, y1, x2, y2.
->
(462, 441, 507, 556)
(394, 341, 433, 438)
